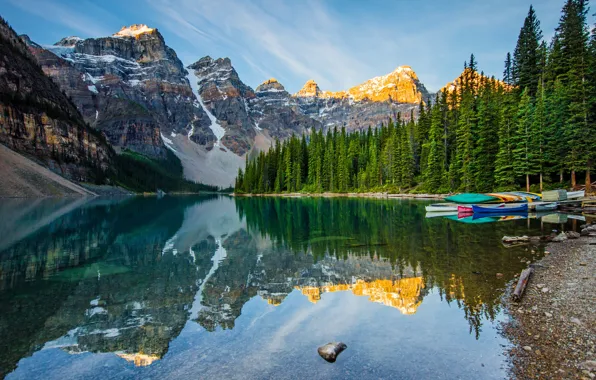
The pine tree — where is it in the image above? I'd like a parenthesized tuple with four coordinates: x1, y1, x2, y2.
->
(495, 89, 516, 189)
(472, 78, 499, 192)
(235, 0, 593, 196)
(423, 93, 444, 192)
(555, 0, 590, 188)
(512, 5, 543, 96)
(337, 127, 350, 191)
(503, 52, 513, 84)
(456, 57, 478, 191)
(400, 123, 415, 187)
(512, 89, 539, 191)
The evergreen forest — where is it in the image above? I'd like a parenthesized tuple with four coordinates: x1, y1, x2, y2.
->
(236, 1, 596, 194)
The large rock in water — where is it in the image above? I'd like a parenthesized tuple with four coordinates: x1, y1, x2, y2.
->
(317, 342, 347, 363)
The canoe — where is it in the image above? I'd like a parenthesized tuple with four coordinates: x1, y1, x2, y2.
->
(446, 215, 499, 224)
(445, 193, 500, 204)
(535, 202, 557, 212)
(567, 190, 585, 199)
(508, 191, 542, 201)
(472, 204, 528, 214)
(425, 203, 458, 212)
(498, 215, 527, 221)
(487, 193, 525, 203)
(457, 205, 473, 213)
(425, 211, 458, 218)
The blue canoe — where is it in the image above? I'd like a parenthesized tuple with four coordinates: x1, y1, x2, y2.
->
(472, 204, 528, 214)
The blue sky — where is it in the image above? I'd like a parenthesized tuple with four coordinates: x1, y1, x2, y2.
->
(0, 0, 580, 93)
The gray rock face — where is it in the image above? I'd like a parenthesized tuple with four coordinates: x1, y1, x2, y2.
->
(24, 25, 217, 159)
(250, 78, 322, 139)
(22, 25, 433, 183)
(0, 21, 112, 183)
(188, 56, 256, 155)
(293, 67, 432, 131)
(95, 97, 164, 157)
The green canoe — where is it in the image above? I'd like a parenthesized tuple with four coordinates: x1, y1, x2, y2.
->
(444, 193, 500, 204)
(445, 215, 499, 224)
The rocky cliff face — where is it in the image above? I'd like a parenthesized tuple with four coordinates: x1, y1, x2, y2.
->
(294, 66, 431, 129)
(250, 78, 322, 139)
(187, 58, 323, 156)
(19, 22, 434, 186)
(25, 25, 218, 159)
(0, 19, 112, 182)
(188, 56, 256, 155)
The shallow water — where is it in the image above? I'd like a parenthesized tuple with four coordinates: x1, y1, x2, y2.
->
(0, 195, 562, 379)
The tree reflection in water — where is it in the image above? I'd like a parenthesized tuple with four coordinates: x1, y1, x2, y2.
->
(0, 195, 546, 377)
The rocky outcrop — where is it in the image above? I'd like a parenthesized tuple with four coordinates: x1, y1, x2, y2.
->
(250, 78, 322, 139)
(24, 24, 218, 159)
(294, 66, 431, 130)
(0, 19, 112, 183)
(95, 97, 164, 157)
(188, 56, 256, 155)
(17, 21, 436, 185)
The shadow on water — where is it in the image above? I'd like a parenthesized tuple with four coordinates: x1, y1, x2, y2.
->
(0, 195, 567, 379)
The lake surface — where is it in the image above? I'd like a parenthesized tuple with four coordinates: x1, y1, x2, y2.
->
(0, 195, 562, 379)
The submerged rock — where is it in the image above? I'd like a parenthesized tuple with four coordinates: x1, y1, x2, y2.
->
(318, 342, 347, 363)
(502, 235, 530, 243)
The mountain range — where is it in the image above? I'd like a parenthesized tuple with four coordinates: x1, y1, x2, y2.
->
(2, 21, 438, 189)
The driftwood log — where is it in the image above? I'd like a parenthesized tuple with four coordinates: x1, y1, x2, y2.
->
(512, 267, 534, 302)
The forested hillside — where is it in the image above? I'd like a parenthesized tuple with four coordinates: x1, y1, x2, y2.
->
(236, 1, 595, 194)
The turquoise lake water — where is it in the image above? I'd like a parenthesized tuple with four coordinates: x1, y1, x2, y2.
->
(0, 195, 560, 379)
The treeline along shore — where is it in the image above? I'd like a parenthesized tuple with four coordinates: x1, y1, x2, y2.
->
(235, 1, 595, 196)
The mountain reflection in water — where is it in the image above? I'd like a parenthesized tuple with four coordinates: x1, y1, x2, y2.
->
(0, 196, 550, 379)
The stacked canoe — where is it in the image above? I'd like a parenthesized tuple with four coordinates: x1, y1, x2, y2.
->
(425, 191, 542, 218)
(444, 192, 541, 204)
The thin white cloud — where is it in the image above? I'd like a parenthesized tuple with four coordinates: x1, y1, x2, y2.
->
(7, 0, 115, 38)
(13, 0, 570, 93)
(148, 0, 373, 91)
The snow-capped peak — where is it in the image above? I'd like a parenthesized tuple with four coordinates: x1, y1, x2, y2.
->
(54, 36, 83, 47)
(113, 24, 155, 38)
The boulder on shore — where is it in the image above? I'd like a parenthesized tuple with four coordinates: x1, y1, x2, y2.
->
(565, 231, 580, 239)
(551, 232, 568, 242)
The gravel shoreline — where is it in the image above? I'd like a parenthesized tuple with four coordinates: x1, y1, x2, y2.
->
(503, 230, 596, 379)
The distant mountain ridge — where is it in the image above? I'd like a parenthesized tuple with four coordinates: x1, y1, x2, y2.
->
(18, 23, 435, 187)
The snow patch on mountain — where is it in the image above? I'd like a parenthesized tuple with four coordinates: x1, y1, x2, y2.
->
(186, 70, 225, 146)
(160, 133, 178, 152)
